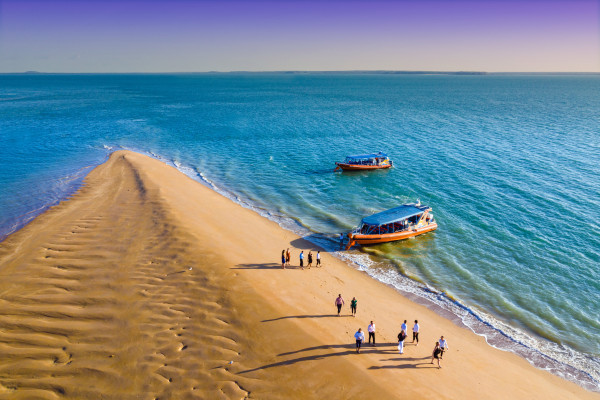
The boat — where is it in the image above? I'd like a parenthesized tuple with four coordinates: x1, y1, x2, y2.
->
(334, 152, 392, 171)
(345, 202, 437, 250)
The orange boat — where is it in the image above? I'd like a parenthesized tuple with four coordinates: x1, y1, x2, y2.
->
(345, 202, 437, 250)
(335, 152, 392, 171)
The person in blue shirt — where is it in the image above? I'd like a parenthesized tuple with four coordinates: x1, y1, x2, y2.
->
(354, 328, 365, 353)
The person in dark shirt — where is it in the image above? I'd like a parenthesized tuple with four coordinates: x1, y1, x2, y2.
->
(431, 342, 442, 368)
(350, 297, 357, 317)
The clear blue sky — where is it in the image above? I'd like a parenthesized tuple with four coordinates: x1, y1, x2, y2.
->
(1, 0, 598, 73)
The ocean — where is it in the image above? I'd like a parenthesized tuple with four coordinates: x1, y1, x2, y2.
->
(0, 73, 598, 390)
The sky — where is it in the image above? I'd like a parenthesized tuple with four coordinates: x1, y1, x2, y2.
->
(0, 0, 598, 73)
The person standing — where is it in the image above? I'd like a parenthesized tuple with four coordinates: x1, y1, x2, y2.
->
(339, 233, 345, 249)
(335, 294, 345, 316)
(368, 321, 376, 346)
(316, 251, 321, 267)
(299, 251, 304, 270)
(412, 320, 420, 345)
(286, 248, 291, 267)
(354, 328, 365, 353)
(281, 250, 286, 269)
(397, 329, 407, 354)
(431, 342, 442, 368)
(307, 251, 313, 268)
(438, 336, 448, 358)
(350, 297, 357, 317)
(401, 320, 407, 333)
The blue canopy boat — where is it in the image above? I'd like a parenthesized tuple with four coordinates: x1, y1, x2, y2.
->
(335, 152, 392, 171)
(345, 202, 437, 249)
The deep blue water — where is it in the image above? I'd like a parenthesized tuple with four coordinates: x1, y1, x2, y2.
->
(0, 74, 598, 389)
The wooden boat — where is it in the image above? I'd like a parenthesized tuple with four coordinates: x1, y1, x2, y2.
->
(345, 202, 437, 250)
(335, 152, 392, 171)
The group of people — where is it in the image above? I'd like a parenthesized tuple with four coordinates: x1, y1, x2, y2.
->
(281, 248, 321, 269)
(338, 294, 448, 368)
(334, 294, 357, 317)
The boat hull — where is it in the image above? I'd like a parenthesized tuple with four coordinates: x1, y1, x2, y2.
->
(335, 163, 392, 171)
(346, 223, 437, 249)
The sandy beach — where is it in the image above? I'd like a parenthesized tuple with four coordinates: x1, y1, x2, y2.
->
(0, 150, 596, 399)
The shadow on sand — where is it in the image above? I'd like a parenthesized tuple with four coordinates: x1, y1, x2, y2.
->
(238, 345, 357, 374)
(261, 314, 351, 322)
(232, 263, 287, 270)
(238, 343, 433, 374)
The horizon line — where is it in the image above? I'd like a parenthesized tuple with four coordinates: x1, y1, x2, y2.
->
(3, 70, 600, 75)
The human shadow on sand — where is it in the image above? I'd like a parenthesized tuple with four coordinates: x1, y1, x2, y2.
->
(261, 314, 351, 322)
(369, 362, 437, 370)
(277, 343, 401, 357)
(232, 263, 289, 270)
(238, 345, 357, 374)
(238, 343, 418, 374)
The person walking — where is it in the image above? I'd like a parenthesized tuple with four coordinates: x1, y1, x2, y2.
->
(354, 328, 365, 353)
(350, 297, 357, 317)
(431, 342, 442, 368)
(316, 251, 321, 267)
(307, 251, 313, 268)
(412, 320, 420, 345)
(299, 251, 304, 270)
(401, 319, 407, 333)
(281, 250, 286, 269)
(286, 248, 291, 267)
(334, 294, 345, 316)
(438, 336, 448, 358)
(368, 321, 376, 346)
(397, 329, 407, 354)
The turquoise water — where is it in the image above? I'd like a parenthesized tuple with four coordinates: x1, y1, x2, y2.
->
(0, 74, 598, 389)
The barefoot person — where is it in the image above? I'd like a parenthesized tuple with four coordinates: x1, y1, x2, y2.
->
(368, 321, 376, 347)
(281, 250, 286, 269)
(412, 320, 420, 345)
(431, 342, 442, 368)
(335, 294, 345, 316)
(299, 251, 304, 270)
(397, 329, 407, 354)
(354, 328, 365, 353)
(307, 251, 313, 268)
(350, 297, 357, 317)
(316, 250, 321, 267)
(285, 248, 291, 267)
(401, 319, 407, 333)
(438, 336, 448, 358)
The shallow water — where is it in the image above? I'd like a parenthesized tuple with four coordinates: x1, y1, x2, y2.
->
(0, 73, 598, 389)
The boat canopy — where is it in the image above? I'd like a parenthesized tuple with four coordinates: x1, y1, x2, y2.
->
(362, 204, 428, 226)
(346, 152, 387, 160)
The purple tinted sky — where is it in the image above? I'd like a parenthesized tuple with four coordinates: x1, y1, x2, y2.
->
(1, 0, 598, 72)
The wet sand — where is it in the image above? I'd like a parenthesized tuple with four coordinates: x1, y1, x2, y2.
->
(0, 150, 596, 399)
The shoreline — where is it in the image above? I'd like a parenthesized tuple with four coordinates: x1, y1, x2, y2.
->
(0, 150, 597, 398)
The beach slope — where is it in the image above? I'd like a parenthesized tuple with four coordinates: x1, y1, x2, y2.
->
(0, 150, 595, 399)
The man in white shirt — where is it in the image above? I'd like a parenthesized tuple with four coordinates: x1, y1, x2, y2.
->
(401, 320, 407, 333)
(368, 321, 376, 346)
(438, 336, 448, 358)
(412, 320, 420, 345)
